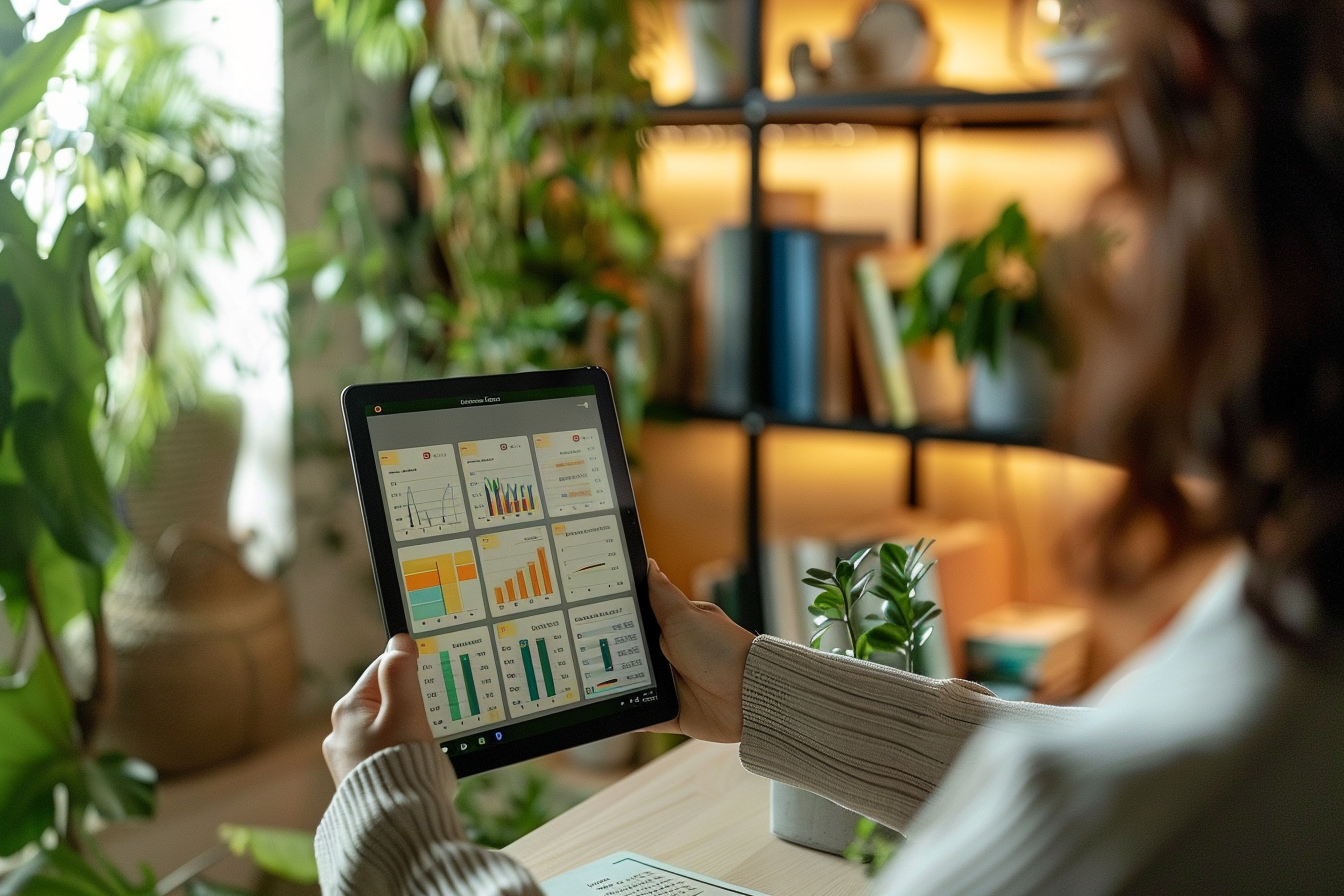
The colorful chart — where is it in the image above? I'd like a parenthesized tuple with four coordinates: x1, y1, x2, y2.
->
(551, 514, 630, 600)
(415, 628, 504, 736)
(568, 597, 650, 698)
(493, 612, 579, 717)
(459, 438, 544, 529)
(397, 538, 486, 630)
(532, 429, 614, 517)
(378, 446, 469, 541)
(477, 526, 562, 617)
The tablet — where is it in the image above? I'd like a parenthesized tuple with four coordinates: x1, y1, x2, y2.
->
(342, 368, 678, 775)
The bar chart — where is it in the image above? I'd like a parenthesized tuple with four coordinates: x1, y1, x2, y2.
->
(378, 445, 469, 541)
(532, 429, 613, 517)
(477, 526, 562, 617)
(398, 538, 486, 630)
(568, 596, 650, 698)
(551, 514, 630, 600)
(493, 613, 579, 717)
(459, 437, 543, 529)
(415, 628, 504, 736)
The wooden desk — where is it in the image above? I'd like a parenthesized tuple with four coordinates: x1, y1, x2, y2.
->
(505, 740, 870, 895)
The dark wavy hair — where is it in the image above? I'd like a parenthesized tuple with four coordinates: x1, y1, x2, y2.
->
(1058, 0, 1344, 642)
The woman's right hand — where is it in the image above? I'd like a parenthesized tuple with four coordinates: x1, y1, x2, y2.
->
(645, 559, 756, 743)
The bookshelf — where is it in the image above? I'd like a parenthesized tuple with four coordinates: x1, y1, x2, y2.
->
(647, 0, 1107, 632)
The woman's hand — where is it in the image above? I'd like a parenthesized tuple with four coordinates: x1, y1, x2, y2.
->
(323, 633, 437, 787)
(645, 559, 756, 743)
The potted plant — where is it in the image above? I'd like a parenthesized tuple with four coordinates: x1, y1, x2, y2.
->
(769, 541, 941, 855)
(289, 0, 662, 456)
(901, 202, 1068, 436)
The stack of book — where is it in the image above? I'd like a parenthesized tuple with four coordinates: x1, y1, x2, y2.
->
(963, 603, 1091, 702)
(689, 227, 925, 426)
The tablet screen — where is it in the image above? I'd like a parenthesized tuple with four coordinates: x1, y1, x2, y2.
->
(360, 383, 660, 757)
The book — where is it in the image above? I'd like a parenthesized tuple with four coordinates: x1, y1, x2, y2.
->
(853, 255, 918, 427)
(963, 603, 1091, 702)
(769, 229, 819, 420)
(543, 852, 769, 896)
(817, 233, 887, 423)
(706, 228, 751, 414)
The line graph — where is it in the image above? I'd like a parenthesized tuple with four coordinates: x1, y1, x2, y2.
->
(379, 446, 469, 541)
(551, 515, 629, 600)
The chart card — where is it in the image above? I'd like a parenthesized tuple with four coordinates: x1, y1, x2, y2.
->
(568, 597, 651, 698)
(493, 613, 579, 718)
(551, 515, 630, 600)
(397, 538, 486, 631)
(478, 526, 562, 617)
(532, 429, 614, 517)
(416, 628, 504, 737)
(378, 446, 469, 541)
(459, 437, 544, 529)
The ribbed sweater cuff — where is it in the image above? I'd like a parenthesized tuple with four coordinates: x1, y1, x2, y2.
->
(739, 636, 1071, 832)
(316, 743, 466, 890)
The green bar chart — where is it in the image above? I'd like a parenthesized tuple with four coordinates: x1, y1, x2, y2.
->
(569, 596, 651, 698)
(494, 612, 578, 718)
(415, 628, 504, 737)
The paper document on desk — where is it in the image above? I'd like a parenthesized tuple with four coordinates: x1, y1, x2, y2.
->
(542, 852, 772, 896)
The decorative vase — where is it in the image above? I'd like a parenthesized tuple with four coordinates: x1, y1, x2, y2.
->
(968, 336, 1060, 437)
(102, 530, 299, 776)
(682, 0, 750, 103)
(103, 406, 298, 776)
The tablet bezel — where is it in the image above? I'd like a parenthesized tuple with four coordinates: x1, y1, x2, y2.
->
(341, 367, 679, 776)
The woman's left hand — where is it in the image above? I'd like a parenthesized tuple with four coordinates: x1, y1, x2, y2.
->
(323, 633, 436, 787)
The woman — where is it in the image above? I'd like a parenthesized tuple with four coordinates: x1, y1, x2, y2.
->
(316, 0, 1344, 892)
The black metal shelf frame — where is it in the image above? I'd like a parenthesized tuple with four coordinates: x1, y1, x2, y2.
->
(659, 0, 1104, 632)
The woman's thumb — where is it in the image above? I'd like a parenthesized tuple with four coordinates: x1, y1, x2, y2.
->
(376, 633, 423, 722)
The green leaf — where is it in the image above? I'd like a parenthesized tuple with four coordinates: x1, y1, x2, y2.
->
(0, 3, 26, 58)
(807, 602, 844, 621)
(0, 842, 155, 896)
(0, 650, 77, 858)
(0, 14, 85, 132)
(0, 284, 20, 435)
(879, 542, 908, 570)
(809, 626, 829, 649)
(83, 753, 156, 823)
(25, 527, 102, 634)
(846, 547, 872, 569)
(219, 825, 318, 884)
(13, 399, 121, 570)
(1, 202, 104, 409)
(861, 623, 908, 655)
(807, 590, 842, 611)
(804, 568, 835, 582)
(800, 577, 833, 590)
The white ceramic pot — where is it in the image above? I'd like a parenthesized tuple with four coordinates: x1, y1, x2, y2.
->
(770, 781, 903, 856)
(968, 336, 1059, 437)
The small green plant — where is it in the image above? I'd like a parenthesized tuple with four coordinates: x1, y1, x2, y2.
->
(804, 540, 941, 672)
(901, 202, 1061, 373)
(844, 816, 903, 877)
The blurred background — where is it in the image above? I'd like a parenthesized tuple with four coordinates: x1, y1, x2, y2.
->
(2, 0, 1207, 891)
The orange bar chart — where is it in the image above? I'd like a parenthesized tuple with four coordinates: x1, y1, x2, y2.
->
(478, 527, 561, 616)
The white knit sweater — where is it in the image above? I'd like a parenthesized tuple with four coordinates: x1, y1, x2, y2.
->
(316, 554, 1344, 895)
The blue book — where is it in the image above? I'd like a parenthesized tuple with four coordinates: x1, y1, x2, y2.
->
(770, 230, 819, 419)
